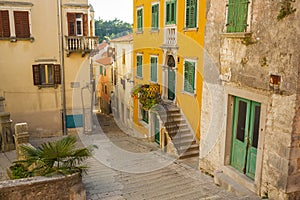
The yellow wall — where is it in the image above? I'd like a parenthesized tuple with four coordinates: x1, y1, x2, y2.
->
(133, 0, 206, 139)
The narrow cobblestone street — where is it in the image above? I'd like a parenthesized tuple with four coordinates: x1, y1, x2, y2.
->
(80, 114, 260, 200)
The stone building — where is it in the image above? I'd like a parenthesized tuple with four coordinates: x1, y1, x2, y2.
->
(0, 0, 98, 136)
(199, 0, 299, 199)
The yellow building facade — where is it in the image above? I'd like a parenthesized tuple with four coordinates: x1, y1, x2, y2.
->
(0, 0, 98, 137)
(133, 0, 206, 158)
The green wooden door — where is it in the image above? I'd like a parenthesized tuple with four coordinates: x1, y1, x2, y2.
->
(168, 67, 175, 100)
(154, 114, 160, 144)
(230, 97, 261, 180)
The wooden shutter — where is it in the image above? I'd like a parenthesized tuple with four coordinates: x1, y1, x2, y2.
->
(184, 61, 195, 93)
(186, 0, 197, 28)
(32, 65, 41, 85)
(151, 57, 157, 82)
(14, 11, 30, 38)
(0, 10, 10, 37)
(137, 55, 142, 77)
(67, 13, 76, 36)
(54, 64, 61, 84)
(83, 14, 88, 36)
(227, 0, 249, 32)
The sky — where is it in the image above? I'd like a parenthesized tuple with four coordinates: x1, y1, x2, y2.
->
(89, 0, 133, 23)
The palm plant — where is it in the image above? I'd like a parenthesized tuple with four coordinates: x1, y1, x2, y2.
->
(11, 136, 95, 178)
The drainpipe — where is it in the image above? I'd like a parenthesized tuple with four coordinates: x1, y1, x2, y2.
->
(90, 57, 95, 131)
(57, 0, 67, 135)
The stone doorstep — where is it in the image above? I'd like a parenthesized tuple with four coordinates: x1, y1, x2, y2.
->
(214, 170, 260, 199)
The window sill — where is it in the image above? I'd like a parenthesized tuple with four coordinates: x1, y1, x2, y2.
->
(0, 37, 34, 42)
(36, 84, 59, 89)
(181, 90, 196, 97)
(135, 30, 144, 34)
(150, 29, 159, 33)
(149, 80, 158, 84)
(220, 32, 252, 38)
(184, 27, 198, 32)
(135, 76, 143, 80)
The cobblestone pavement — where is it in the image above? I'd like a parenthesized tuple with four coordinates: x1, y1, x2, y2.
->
(79, 114, 260, 200)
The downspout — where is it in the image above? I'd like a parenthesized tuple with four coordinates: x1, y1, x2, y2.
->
(57, 0, 67, 135)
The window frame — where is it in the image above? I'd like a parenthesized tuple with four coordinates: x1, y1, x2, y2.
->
(136, 54, 143, 78)
(165, 0, 177, 25)
(150, 56, 158, 83)
(136, 7, 143, 32)
(185, 0, 198, 29)
(67, 12, 88, 36)
(225, 0, 251, 33)
(0, 5, 33, 41)
(183, 59, 196, 94)
(151, 3, 159, 31)
(32, 64, 61, 88)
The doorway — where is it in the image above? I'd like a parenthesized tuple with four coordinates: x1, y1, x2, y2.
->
(154, 113, 160, 144)
(167, 55, 176, 101)
(230, 97, 261, 180)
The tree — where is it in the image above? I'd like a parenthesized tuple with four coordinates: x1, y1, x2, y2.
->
(11, 136, 95, 178)
(95, 18, 132, 42)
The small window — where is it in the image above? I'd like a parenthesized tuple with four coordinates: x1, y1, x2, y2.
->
(184, 60, 195, 93)
(122, 49, 126, 65)
(103, 68, 106, 76)
(185, 0, 197, 28)
(67, 13, 88, 36)
(137, 8, 143, 32)
(150, 57, 158, 82)
(136, 55, 143, 78)
(100, 65, 103, 75)
(226, 0, 249, 33)
(32, 64, 61, 86)
(151, 4, 159, 30)
(166, 0, 176, 25)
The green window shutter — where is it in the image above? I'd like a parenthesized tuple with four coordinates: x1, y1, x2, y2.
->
(186, 0, 197, 28)
(184, 61, 195, 93)
(152, 4, 159, 30)
(150, 57, 158, 82)
(227, 0, 249, 33)
(137, 9, 143, 31)
(166, 0, 176, 24)
(100, 66, 103, 75)
(136, 55, 143, 77)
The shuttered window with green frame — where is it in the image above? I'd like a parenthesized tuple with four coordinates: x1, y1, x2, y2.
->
(150, 57, 158, 82)
(185, 0, 197, 28)
(184, 61, 195, 93)
(226, 0, 249, 33)
(136, 55, 143, 78)
(137, 8, 143, 32)
(152, 4, 159, 30)
(166, 0, 176, 24)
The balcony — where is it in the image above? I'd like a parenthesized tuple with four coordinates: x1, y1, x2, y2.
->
(161, 26, 178, 49)
(65, 36, 99, 57)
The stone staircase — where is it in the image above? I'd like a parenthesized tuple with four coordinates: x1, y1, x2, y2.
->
(158, 101, 199, 159)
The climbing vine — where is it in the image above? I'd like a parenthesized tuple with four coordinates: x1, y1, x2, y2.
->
(277, 0, 296, 20)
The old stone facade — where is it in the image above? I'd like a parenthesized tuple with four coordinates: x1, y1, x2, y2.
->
(200, 0, 299, 199)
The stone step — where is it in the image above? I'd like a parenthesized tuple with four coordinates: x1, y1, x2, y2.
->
(214, 170, 260, 198)
(179, 148, 199, 159)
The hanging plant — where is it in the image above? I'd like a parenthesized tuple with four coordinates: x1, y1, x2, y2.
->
(277, 0, 296, 21)
(131, 84, 161, 110)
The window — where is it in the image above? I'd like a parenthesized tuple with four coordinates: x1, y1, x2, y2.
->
(32, 64, 61, 86)
(0, 10, 10, 37)
(151, 4, 159, 30)
(184, 60, 195, 93)
(122, 49, 126, 65)
(166, 0, 176, 25)
(141, 108, 149, 123)
(103, 68, 106, 76)
(136, 55, 143, 78)
(0, 9, 31, 39)
(226, 0, 249, 33)
(67, 13, 88, 36)
(185, 0, 197, 28)
(100, 65, 103, 75)
(137, 8, 143, 32)
(150, 56, 158, 82)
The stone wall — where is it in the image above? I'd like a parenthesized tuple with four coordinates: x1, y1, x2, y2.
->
(0, 173, 85, 200)
(200, 0, 299, 199)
